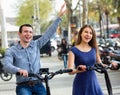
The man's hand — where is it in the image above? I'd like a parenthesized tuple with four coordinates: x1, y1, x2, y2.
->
(18, 69, 28, 77)
(58, 3, 67, 17)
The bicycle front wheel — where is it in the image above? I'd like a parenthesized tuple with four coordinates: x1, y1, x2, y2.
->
(0, 72, 12, 81)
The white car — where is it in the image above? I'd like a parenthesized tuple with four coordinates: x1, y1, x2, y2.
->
(50, 39, 58, 52)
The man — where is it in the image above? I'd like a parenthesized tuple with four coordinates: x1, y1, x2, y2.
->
(3, 4, 66, 95)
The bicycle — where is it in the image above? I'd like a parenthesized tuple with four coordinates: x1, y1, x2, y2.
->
(16, 68, 72, 95)
(0, 57, 13, 81)
(78, 63, 113, 95)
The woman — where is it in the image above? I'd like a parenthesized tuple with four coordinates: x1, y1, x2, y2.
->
(60, 38, 68, 68)
(68, 25, 104, 95)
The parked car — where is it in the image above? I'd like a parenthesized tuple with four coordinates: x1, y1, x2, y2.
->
(95, 24, 120, 38)
(50, 39, 57, 52)
(33, 35, 51, 56)
(109, 28, 120, 38)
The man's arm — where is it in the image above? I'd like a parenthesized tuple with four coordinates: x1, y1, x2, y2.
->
(36, 3, 67, 48)
(3, 49, 21, 74)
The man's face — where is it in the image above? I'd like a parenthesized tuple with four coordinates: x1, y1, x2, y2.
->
(18, 26, 33, 43)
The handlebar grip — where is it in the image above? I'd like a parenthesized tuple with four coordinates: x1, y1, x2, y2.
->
(28, 73, 35, 77)
(78, 67, 82, 71)
(16, 72, 20, 75)
(16, 72, 35, 77)
(55, 69, 73, 74)
(62, 69, 73, 73)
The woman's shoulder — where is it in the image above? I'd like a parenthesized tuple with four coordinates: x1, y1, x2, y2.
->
(70, 46, 77, 52)
(70, 46, 76, 49)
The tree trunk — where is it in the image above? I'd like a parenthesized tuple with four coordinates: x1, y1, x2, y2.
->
(82, 0, 88, 26)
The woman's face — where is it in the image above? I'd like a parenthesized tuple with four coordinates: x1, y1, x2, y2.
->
(62, 39, 65, 43)
(81, 27, 93, 43)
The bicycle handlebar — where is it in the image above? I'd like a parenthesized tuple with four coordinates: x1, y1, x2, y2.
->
(78, 64, 112, 73)
(16, 68, 73, 81)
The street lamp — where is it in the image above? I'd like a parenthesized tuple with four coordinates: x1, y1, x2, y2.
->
(32, 0, 41, 35)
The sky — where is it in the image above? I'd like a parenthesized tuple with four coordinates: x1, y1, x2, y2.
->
(2, 0, 18, 17)
(1, 0, 65, 17)
(1, 0, 78, 17)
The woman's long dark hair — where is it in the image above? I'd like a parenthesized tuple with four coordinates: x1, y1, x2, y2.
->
(61, 38, 67, 45)
(76, 25, 98, 52)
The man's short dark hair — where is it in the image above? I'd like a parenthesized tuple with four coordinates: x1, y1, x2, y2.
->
(19, 24, 33, 33)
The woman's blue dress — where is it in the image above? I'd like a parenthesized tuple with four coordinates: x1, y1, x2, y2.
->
(71, 47, 104, 95)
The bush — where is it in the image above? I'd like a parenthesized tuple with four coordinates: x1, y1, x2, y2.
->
(0, 48, 6, 57)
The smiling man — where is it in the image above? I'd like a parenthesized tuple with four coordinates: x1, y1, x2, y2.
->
(3, 3, 66, 95)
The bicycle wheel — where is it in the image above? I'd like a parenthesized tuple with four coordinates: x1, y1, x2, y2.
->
(0, 72, 12, 81)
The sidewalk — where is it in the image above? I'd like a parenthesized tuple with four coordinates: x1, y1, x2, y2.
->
(0, 51, 120, 95)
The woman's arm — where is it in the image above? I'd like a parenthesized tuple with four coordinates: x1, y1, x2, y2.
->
(96, 50, 108, 67)
(68, 51, 77, 74)
(68, 51, 85, 74)
(96, 51, 102, 64)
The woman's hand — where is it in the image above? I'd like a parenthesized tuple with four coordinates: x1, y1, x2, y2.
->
(77, 65, 86, 72)
(68, 66, 86, 75)
(68, 65, 86, 75)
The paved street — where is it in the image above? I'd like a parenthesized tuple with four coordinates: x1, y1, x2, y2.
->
(0, 51, 120, 95)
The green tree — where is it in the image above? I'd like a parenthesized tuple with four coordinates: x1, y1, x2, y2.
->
(112, 0, 120, 18)
(88, 0, 118, 24)
(16, 0, 53, 33)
